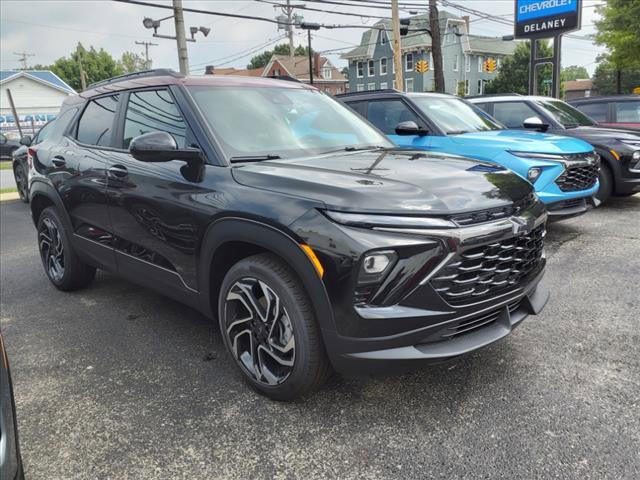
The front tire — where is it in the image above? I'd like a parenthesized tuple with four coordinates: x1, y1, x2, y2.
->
(595, 163, 613, 203)
(37, 207, 96, 291)
(218, 253, 331, 401)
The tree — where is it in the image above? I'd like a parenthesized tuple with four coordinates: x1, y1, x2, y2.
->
(595, 0, 640, 70)
(46, 44, 123, 91)
(592, 54, 640, 95)
(484, 41, 552, 95)
(119, 51, 151, 74)
(247, 43, 312, 70)
(561, 65, 589, 82)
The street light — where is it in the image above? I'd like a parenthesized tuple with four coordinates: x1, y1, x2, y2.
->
(299, 22, 320, 85)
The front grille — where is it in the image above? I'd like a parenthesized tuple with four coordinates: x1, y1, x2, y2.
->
(450, 193, 536, 226)
(555, 162, 599, 192)
(431, 225, 545, 305)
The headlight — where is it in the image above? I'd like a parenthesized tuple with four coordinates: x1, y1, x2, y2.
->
(619, 139, 640, 150)
(323, 210, 456, 229)
(527, 167, 542, 183)
(633, 151, 640, 161)
(510, 151, 565, 160)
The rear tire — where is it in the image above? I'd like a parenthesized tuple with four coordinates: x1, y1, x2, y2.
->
(37, 207, 96, 291)
(218, 253, 331, 401)
(595, 163, 613, 203)
(14, 164, 29, 203)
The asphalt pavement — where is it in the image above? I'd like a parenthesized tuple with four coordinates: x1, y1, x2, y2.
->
(1, 196, 639, 480)
(0, 168, 17, 189)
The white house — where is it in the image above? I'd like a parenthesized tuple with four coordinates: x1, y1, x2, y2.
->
(0, 70, 76, 132)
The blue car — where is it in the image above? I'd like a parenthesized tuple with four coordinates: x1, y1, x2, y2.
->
(338, 91, 600, 220)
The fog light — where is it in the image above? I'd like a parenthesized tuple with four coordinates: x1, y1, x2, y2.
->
(358, 250, 397, 285)
(527, 167, 542, 183)
(632, 150, 640, 161)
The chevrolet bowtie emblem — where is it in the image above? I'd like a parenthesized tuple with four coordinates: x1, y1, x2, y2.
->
(510, 216, 534, 235)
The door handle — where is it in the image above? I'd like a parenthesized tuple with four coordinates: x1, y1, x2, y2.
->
(108, 164, 128, 178)
(52, 155, 66, 167)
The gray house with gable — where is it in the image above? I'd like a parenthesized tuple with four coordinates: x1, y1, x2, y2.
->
(342, 12, 516, 96)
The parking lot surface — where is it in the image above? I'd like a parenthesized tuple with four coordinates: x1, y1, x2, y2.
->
(1, 196, 639, 480)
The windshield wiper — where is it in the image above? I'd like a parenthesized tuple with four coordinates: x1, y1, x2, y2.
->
(447, 130, 470, 135)
(321, 145, 388, 155)
(229, 154, 281, 163)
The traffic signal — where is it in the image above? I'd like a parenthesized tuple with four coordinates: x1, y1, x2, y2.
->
(400, 18, 410, 36)
(483, 58, 497, 73)
(415, 59, 429, 73)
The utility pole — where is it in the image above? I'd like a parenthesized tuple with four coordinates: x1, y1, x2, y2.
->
(173, 0, 189, 74)
(300, 23, 320, 85)
(13, 51, 35, 70)
(284, 0, 295, 56)
(391, 0, 404, 91)
(135, 40, 158, 68)
(76, 43, 87, 91)
(429, 0, 445, 93)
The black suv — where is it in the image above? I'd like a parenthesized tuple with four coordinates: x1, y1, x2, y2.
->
(29, 70, 549, 400)
(469, 95, 640, 202)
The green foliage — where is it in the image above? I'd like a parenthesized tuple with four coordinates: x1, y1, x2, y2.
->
(595, 0, 640, 70)
(561, 65, 589, 82)
(592, 55, 640, 95)
(247, 43, 312, 70)
(47, 43, 123, 91)
(119, 51, 151, 74)
(484, 41, 552, 95)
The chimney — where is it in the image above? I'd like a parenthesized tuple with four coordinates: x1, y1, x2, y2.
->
(462, 15, 470, 33)
(205, 65, 214, 75)
(313, 52, 321, 78)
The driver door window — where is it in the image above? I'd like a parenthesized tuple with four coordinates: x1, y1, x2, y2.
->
(366, 100, 421, 135)
(122, 89, 188, 149)
(492, 102, 539, 129)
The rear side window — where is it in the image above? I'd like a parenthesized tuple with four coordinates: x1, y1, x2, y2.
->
(76, 95, 120, 146)
(34, 121, 55, 144)
(576, 102, 607, 122)
(122, 89, 187, 149)
(615, 101, 640, 122)
(367, 99, 421, 135)
(491, 102, 538, 129)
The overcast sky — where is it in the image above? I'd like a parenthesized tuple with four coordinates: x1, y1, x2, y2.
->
(1, 0, 607, 76)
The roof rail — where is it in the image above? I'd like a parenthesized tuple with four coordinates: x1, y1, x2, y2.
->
(335, 88, 400, 98)
(465, 93, 522, 99)
(87, 69, 182, 90)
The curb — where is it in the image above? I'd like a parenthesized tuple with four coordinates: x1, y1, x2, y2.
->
(0, 192, 20, 203)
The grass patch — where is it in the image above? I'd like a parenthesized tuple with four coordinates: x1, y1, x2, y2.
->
(0, 187, 18, 194)
(0, 162, 13, 170)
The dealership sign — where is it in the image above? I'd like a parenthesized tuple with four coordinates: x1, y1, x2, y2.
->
(514, 0, 582, 39)
(0, 113, 57, 129)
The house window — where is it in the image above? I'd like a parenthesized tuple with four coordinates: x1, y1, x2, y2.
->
(405, 78, 414, 92)
(368, 60, 375, 76)
(478, 56, 484, 73)
(477, 79, 484, 95)
(496, 57, 501, 70)
(323, 67, 332, 79)
(357, 61, 364, 78)
(368, 82, 376, 91)
(453, 55, 459, 72)
(336, 87, 343, 94)
(380, 82, 388, 90)
(464, 79, 470, 96)
(381, 31, 388, 45)
(405, 53, 414, 72)
(274, 68, 281, 76)
(380, 57, 387, 75)
(356, 84, 365, 92)
(465, 54, 470, 72)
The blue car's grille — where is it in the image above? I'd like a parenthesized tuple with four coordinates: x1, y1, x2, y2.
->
(555, 157, 600, 192)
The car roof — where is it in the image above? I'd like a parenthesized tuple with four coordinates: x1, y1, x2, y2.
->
(77, 69, 313, 100)
(468, 95, 559, 103)
(569, 95, 639, 104)
(337, 89, 454, 101)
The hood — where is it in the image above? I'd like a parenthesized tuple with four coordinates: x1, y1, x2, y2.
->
(450, 129, 593, 155)
(232, 150, 533, 215)
(555, 125, 640, 145)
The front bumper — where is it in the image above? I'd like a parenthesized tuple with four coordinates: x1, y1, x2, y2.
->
(546, 197, 591, 221)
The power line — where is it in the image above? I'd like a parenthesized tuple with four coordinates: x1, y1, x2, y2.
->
(188, 35, 287, 72)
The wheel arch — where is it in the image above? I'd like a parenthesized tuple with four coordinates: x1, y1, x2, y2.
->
(198, 217, 336, 335)
(29, 181, 73, 231)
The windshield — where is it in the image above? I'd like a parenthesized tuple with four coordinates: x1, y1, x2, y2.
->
(536, 100, 595, 128)
(187, 86, 392, 160)
(410, 96, 503, 134)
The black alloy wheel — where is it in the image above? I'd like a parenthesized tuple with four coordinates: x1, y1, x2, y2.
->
(14, 165, 29, 203)
(219, 253, 331, 400)
(39, 216, 65, 283)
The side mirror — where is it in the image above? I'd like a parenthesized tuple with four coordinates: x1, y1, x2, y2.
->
(129, 131, 202, 164)
(20, 135, 32, 146)
(523, 116, 549, 132)
(395, 120, 429, 137)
